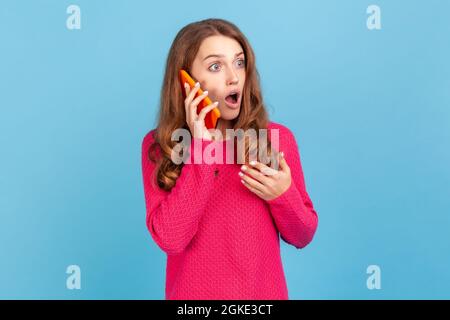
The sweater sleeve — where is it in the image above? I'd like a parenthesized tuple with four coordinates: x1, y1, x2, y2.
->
(141, 132, 218, 255)
(266, 127, 318, 249)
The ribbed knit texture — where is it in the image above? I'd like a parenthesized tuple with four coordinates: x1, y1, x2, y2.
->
(141, 121, 318, 300)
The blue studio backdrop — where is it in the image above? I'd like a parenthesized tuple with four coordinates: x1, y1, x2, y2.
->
(1, 0, 449, 299)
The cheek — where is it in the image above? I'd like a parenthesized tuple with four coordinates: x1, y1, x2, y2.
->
(238, 70, 246, 83)
(208, 89, 221, 102)
(199, 82, 221, 99)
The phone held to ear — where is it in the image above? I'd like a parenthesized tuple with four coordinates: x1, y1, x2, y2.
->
(179, 69, 221, 130)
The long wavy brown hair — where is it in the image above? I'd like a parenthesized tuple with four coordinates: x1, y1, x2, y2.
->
(146, 18, 279, 191)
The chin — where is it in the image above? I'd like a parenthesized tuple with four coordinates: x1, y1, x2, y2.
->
(219, 108, 240, 119)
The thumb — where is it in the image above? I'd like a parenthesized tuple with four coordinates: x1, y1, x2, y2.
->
(278, 151, 288, 172)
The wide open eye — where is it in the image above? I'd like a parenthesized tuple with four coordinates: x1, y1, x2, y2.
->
(209, 63, 220, 72)
(235, 59, 245, 68)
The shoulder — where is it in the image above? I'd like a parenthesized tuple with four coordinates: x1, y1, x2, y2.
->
(142, 128, 157, 149)
(267, 121, 297, 142)
(267, 121, 301, 155)
(141, 128, 162, 163)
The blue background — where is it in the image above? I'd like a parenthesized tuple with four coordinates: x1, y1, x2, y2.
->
(1, 0, 449, 299)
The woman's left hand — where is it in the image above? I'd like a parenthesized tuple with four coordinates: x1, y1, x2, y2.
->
(239, 151, 291, 201)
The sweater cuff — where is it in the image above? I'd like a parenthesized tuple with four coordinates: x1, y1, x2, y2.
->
(266, 179, 299, 207)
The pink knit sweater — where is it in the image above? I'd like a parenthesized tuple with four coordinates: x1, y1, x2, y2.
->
(141, 121, 318, 300)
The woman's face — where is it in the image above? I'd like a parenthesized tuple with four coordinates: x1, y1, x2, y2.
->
(190, 35, 246, 121)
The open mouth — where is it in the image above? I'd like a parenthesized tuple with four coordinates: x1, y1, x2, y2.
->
(225, 92, 239, 104)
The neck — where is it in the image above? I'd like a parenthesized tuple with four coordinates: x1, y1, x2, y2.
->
(216, 119, 234, 141)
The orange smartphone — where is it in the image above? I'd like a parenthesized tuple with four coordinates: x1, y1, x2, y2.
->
(179, 69, 221, 130)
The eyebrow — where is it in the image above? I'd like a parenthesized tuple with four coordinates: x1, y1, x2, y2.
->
(203, 51, 244, 61)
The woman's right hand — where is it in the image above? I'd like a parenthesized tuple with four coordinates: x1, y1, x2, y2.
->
(184, 81, 219, 141)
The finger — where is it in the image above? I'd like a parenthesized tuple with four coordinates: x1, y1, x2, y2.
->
(278, 151, 290, 173)
(184, 82, 195, 118)
(184, 82, 200, 121)
(241, 164, 272, 185)
(240, 172, 265, 193)
(241, 178, 265, 197)
(187, 88, 202, 121)
(198, 101, 219, 120)
(186, 82, 201, 105)
(248, 160, 279, 178)
(184, 83, 193, 118)
(184, 82, 190, 97)
(190, 90, 209, 113)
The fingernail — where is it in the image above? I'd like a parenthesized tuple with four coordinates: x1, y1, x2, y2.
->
(281, 151, 284, 158)
(241, 165, 247, 171)
(249, 160, 256, 166)
(203, 90, 208, 95)
(214, 101, 219, 105)
(195, 82, 200, 87)
(238, 172, 244, 177)
(184, 82, 188, 87)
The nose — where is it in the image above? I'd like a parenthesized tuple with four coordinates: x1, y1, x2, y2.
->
(226, 68, 239, 86)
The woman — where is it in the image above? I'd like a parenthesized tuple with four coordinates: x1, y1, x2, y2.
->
(141, 18, 318, 300)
